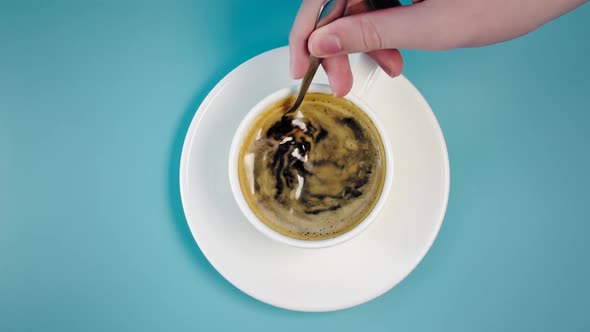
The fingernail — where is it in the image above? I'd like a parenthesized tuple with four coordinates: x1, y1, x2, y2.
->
(310, 34, 342, 56)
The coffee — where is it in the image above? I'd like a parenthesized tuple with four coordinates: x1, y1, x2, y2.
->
(238, 93, 386, 241)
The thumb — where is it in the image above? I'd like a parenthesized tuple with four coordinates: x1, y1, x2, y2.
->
(308, 2, 456, 57)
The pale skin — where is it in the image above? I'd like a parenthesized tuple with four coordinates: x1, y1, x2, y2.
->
(290, 0, 589, 96)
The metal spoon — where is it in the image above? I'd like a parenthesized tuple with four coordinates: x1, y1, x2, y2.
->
(285, 0, 348, 115)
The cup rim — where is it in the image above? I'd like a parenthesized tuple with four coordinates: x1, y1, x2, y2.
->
(228, 83, 394, 249)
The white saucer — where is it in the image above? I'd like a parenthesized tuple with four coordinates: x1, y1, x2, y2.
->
(179, 46, 450, 312)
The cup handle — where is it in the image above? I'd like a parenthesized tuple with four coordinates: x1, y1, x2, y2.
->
(349, 53, 380, 99)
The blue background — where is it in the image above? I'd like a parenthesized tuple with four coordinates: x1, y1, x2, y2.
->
(1, 1, 589, 331)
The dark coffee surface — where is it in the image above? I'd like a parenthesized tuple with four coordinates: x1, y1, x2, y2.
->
(238, 93, 386, 240)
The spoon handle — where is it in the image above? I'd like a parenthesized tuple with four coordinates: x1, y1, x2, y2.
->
(289, 57, 321, 114)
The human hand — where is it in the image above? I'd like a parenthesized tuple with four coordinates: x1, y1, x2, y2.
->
(290, 0, 588, 96)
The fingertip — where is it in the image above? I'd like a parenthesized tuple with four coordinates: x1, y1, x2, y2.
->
(390, 49, 404, 77)
(294, 59, 309, 80)
(332, 84, 352, 98)
(329, 71, 352, 97)
(368, 49, 404, 77)
(290, 54, 296, 79)
(322, 55, 353, 97)
(289, 45, 310, 79)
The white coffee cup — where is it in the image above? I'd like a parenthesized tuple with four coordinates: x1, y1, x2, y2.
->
(228, 55, 394, 249)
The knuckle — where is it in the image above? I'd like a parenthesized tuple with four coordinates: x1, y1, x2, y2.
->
(358, 17, 383, 51)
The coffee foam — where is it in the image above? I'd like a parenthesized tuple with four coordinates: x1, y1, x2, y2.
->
(238, 93, 386, 240)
